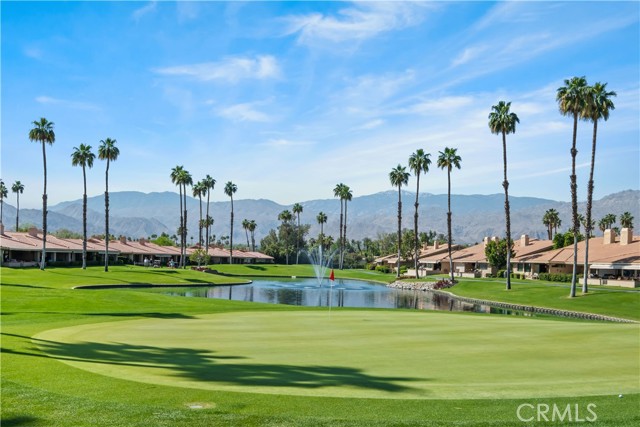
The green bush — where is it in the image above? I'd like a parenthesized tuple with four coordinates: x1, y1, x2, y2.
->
(538, 273, 574, 283)
(375, 265, 391, 274)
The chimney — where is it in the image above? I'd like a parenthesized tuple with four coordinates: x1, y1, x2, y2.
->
(520, 234, 529, 247)
(139, 238, 146, 246)
(603, 229, 616, 245)
(433, 241, 439, 250)
(483, 236, 489, 248)
(119, 236, 127, 244)
(620, 228, 633, 245)
(0, 224, 4, 235)
(28, 227, 39, 237)
(491, 236, 499, 242)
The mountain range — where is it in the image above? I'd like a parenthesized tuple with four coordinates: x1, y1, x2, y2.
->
(1, 190, 638, 245)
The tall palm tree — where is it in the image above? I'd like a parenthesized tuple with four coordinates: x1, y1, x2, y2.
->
(340, 185, 353, 270)
(71, 143, 96, 270)
(408, 149, 431, 279)
(28, 117, 55, 270)
(224, 181, 237, 264)
(193, 180, 207, 247)
(202, 175, 216, 256)
(179, 169, 193, 267)
(581, 82, 616, 294)
(98, 138, 119, 272)
(316, 211, 327, 249)
(292, 203, 303, 264)
(333, 183, 346, 268)
(437, 147, 462, 283)
(248, 220, 257, 252)
(170, 166, 185, 266)
(389, 165, 410, 278)
(0, 180, 7, 228)
(598, 218, 607, 235)
(11, 181, 24, 231)
(242, 219, 251, 248)
(557, 76, 589, 298)
(620, 212, 634, 229)
(489, 100, 520, 290)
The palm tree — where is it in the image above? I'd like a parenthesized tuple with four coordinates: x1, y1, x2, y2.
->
(248, 220, 257, 252)
(224, 181, 237, 264)
(620, 212, 634, 229)
(242, 219, 251, 248)
(71, 143, 96, 269)
(28, 117, 55, 270)
(389, 165, 410, 278)
(333, 183, 346, 268)
(489, 100, 520, 290)
(557, 76, 589, 298)
(408, 149, 431, 278)
(0, 180, 7, 228)
(340, 185, 353, 270)
(292, 203, 303, 264)
(202, 175, 216, 256)
(581, 82, 616, 294)
(170, 166, 185, 267)
(316, 211, 327, 248)
(542, 209, 561, 240)
(11, 181, 24, 231)
(193, 180, 207, 247)
(437, 147, 462, 283)
(598, 218, 607, 235)
(98, 138, 119, 272)
(601, 213, 617, 230)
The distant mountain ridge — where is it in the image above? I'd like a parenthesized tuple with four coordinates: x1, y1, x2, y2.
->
(2, 190, 638, 245)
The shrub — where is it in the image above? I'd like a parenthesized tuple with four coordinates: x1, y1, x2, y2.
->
(538, 273, 573, 283)
(375, 265, 391, 274)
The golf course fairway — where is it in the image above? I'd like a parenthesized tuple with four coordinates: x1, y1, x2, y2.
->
(34, 310, 639, 400)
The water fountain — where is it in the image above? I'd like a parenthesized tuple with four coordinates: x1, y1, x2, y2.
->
(305, 245, 338, 286)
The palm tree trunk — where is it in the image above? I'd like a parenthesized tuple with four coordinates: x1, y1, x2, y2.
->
(205, 192, 211, 257)
(178, 186, 183, 268)
(1, 199, 3, 227)
(250, 230, 255, 252)
(16, 193, 20, 232)
(198, 195, 203, 247)
(502, 131, 511, 290)
(339, 200, 344, 269)
(296, 213, 300, 264)
(447, 169, 454, 283)
(342, 201, 348, 270)
(41, 141, 47, 270)
(229, 198, 234, 264)
(583, 119, 598, 294)
(245, 226, 250, 248)
(104, 159, 110, 272)
(569, 113, 579, 298)
(82, 166, 87, 270)
(396, 187, 402, 279)
(414, 173, 420, 279)
(183, 184, 187, 268)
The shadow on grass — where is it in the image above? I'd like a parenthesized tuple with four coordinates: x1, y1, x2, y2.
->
(0, 283, 50, 289)
(246, 265, 267, 271)
(1, 416, 40, 426)
(8, 334, 419, 393)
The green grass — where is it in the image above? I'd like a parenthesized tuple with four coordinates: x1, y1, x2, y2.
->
(210, 263, 396, 283)
(446, 279, 640, 321)
(2, 265, 639, 426)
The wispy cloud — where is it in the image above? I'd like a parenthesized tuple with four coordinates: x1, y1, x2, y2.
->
(218, 102, 272, 122)
(35, 96, 100, 111)
(153, 55, 280, 83)
(284, 2, 431, 44)
(262, 138, 314, 148)
(132, 1, 157, 22)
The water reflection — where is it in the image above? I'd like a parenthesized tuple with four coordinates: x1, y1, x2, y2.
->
(164, 279, 534, 317)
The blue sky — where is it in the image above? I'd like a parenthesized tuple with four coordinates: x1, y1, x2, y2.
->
(2, 1, 638, 209)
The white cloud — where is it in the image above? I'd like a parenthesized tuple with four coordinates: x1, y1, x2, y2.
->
(262, 138, 313, 148)
(354, 119, 385, 130)
(284, 2, 431, 44)
(35, 96, 100, 111)
(451, 45, 488, 67)
(132, 1, 157, 22)
(218, 102, 272, 122)
(153, 55, 280, 83)
(399, 96, 475, 116)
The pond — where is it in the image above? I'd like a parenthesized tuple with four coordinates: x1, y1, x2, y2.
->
(160, 278, 534, 317)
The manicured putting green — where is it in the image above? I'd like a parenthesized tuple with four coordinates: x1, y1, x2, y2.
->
(34, 311, 639, 400)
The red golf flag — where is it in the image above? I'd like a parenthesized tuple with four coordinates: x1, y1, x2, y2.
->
(329, 269, 335, 281)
